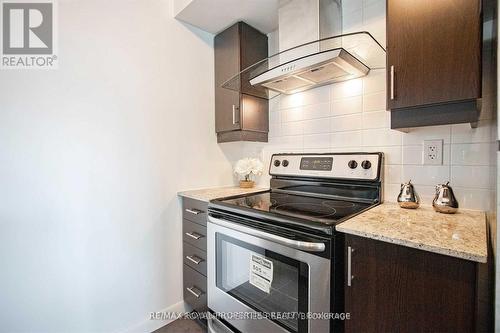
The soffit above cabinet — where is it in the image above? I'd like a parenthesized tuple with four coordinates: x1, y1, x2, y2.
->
(174, 0, 279, 34)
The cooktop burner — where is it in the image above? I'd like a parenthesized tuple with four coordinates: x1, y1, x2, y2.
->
(216, 191, 371, 225)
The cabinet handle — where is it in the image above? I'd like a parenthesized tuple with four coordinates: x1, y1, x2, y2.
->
(186, 255, 203, 265)
(347, 246, 354, 287)
(185, 232, 203, 240)
(390, 65, 395, 100)
(185, 208, 203, 215)
(232, 105, 239, 125)
(186, 286, 203, 298)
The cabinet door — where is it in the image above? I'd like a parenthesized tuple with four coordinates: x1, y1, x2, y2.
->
(240, 94, 268, 132)
(387, 0, 481, 110)
(344, 234, 476, 333)
(215, 23, 241, 132)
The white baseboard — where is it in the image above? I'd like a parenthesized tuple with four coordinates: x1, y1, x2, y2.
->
(122, 300, 188, 333)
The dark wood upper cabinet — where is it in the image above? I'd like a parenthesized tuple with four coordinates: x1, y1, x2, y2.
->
(387, 0, 482, 129)
(214, 22, 269, 143)
(344, 234, 489, 333)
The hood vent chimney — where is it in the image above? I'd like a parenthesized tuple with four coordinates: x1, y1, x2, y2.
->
(222, 0, 386, 97)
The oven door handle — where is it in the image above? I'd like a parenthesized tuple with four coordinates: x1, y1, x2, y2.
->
(208, 216, 326, 252)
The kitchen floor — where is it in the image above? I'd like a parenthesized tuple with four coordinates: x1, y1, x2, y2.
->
(154, 318, 207, 333)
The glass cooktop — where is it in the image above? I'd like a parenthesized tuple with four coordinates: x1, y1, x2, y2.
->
(215, 191, 372, 225)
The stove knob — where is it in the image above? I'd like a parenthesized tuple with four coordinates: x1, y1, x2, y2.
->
(274, 160, 281, 167)
(361, 160, 372, 170)
(282, 160, 289, 167)
(348, 160, 358, 169)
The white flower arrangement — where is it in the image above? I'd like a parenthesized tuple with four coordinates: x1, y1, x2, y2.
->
(234, 158, 264, 181)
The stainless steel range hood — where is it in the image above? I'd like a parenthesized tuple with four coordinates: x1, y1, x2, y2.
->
(250, 48, 369, 95)
(222, 0, 386, 97)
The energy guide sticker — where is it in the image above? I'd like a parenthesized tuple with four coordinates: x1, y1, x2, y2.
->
(249, 253, 273, 293)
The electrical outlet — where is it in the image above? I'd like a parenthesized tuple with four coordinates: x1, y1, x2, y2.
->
(423, 139, 443, 165)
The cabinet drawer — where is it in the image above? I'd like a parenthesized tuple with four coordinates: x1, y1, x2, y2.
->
(183, 264, 207, 311)
(183, 242, 207, 276)
(183, 219, 207, 251)
(182, 197, 208, 226)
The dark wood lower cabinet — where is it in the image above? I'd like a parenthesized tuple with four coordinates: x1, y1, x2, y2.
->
(181, 197, 208, 311)
(344, 234, 486, 333)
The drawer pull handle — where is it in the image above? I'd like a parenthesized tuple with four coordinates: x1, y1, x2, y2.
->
(186, 286, 203, 298)
(185, 208, 203, 215)
(186, 255, 203, 265)
(185, 232, 203, 240)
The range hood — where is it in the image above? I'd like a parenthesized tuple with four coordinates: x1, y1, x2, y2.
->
(222, 0, 386, 97)
(250, 45, 369, 95)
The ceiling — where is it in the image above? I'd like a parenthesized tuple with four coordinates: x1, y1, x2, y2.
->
(174, 0, 280, 35)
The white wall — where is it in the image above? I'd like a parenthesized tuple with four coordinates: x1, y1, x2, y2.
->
(0, 0, 242, 332)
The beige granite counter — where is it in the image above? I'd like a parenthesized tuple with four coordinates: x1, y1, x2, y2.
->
(178, 186, 268, 202)
(336, 203, 487, 263)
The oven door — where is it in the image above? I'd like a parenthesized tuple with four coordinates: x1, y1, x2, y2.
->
(208, 214, 331, 333)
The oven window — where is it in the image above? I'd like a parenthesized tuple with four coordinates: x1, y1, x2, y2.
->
(216, 233, 309, 333)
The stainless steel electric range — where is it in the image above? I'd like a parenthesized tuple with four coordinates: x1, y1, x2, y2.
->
(206, 153, 383, 333)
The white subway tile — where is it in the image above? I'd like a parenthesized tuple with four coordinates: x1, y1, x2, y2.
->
(269, 123, 281, 138)
(402, 125, 451, 145)
(363, 0, 387, 43)
(269, 110, 281, 125)
(303, 148, 332, 154)
(362, 110, 390, 129)
(282, 102, 330, 122)
(453, 187, 491, 211)
(451, 143, 492, 166)
(451, 121, 493, 144)
(375, 146, 402, 165)
(302, 102, 331, 120)
(402, 165, 450, 186)
(269, 96, 280, 112)
(280, 85, 330, 109)
(343, 0, 363, 14)
(281, 106, 304, 122)
(384, 184, 402, 203)
(332, 96, 363, 116)
(451, 166, 492, 189)
(362, 128, 402, 146)
(280, 136, 303, 151)
(384, 164, 402, 184)
(363, 92, 386, 112)
(402, 145, 423, 165)
(303, 134, 330, 149)
(363, 69, 386, 95)
(331, 79, 363, 100)
(331, 130, 363, 148)
(329, 146, 364, 153)
(443, 144, 451, 165)
(331, 113, 363, 132)
(303, 118, 331, 134)
(411, 185, 437, 205)
(342, 9, 363, 34)
(402, 144, 451, 165)
(282, 121, 303, 136)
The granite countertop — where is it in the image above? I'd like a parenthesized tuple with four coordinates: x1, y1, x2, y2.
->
(178, 186, 268, 202)
(336, 202, 487, 263)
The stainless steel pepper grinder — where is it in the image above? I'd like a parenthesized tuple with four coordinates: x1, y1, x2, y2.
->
(397, 180, 420, 209)
(432, 182, 459, 214)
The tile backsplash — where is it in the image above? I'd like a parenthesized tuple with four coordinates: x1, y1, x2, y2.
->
(247, 78, 496, 211)
(230, 0, 497, 212)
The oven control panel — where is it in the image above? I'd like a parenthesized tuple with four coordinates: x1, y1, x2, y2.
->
(269, 153, 382, 181)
